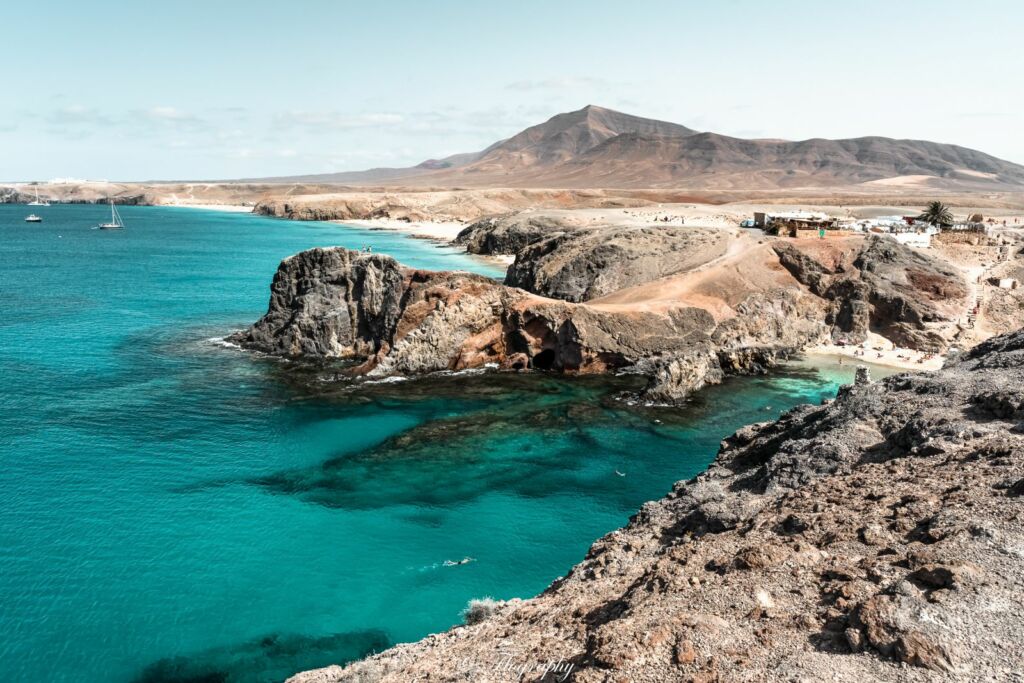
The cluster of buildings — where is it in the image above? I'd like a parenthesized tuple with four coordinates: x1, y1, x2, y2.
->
(747, 210, 995, 249)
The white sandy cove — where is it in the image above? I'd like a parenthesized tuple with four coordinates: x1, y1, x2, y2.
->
(805, 332, 944, 371)
(339, 219, 517, 266)
(340, 217, 466, 242)
(161, 202, 255, 213)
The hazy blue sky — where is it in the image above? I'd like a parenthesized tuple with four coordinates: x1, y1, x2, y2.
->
(3, 0, 1022, 180)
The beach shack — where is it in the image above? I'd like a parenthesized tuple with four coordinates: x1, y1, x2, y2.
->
(754, 211, 838, 236)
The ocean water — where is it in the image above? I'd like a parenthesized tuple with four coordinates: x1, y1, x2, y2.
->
(0, 204, 885, 682)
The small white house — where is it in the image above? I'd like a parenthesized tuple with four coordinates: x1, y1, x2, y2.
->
(887, 232, 933, 248)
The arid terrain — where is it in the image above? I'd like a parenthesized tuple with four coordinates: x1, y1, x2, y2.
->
(248, 105, 1024, 192)
(6, 105, 1024, 217)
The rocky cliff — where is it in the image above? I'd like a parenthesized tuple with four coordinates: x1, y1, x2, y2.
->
(774, 236, 967, 351)
(228, 248, 525, 375)
(641, 289, 830, 402)
(289, 327, 1024, 683)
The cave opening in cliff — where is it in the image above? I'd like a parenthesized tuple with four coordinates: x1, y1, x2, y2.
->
(531, 349, 556, 370)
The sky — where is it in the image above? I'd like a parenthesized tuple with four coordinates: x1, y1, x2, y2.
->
(3, 0, 1023, 181)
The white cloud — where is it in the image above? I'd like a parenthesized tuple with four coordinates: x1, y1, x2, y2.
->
(47, 104, 115, 128)
(272, 110, 405, 130)
(505, 76, 612, 91)
(131, 106, 209, 132)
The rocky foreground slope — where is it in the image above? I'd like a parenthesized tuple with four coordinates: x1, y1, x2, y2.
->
(290, 328, 1024, 682)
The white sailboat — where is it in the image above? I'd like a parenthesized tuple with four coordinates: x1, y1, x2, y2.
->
(27, 186, 50, 206)
(97, 200, 125, 230)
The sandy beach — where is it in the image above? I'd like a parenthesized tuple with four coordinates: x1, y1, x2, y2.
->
(339, 217, 467, 242)
(805, 332, 945, 371)
(337, 218, 515, 269)
(160, 203, 254, 213)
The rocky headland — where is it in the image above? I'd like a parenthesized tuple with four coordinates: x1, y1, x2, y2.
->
(230, 224, 976, 402)
(289, 325, 1024, 682)
(229, 247, 743, 388)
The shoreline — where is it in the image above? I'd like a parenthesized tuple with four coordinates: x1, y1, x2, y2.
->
(158, 203, 254, 213)
(803, 341, 944, 371)
(340, 217, 466, 242)
(335, 217, 515, 270)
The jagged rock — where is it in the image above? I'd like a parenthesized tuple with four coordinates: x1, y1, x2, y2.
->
(774, 236, 968, 351)
(642, 290, 830, 402)
(232, 248, 732, 381)
(850, 595, 955, 672)
(643, 349, 724, 403)
(229, 248, 521, 373)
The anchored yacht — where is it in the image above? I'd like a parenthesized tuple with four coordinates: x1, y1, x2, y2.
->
(97, 200, 125, 230)
(27, 186, 50, 206)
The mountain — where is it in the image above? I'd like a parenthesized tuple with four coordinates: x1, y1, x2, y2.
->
(464, 105, 697, 173)
(252, 105, 1024, 190)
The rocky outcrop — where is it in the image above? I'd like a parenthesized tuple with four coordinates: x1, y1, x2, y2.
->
(506, 226, 730, 302)
(230, 248, 721, 377)
(504, 302, 716, 374)
(642, 289, 830, 401)
(289, 326, 1024, 683)
(775, 235, 968, 351)
(228, 248, 523, 374)
(453, 213, 585, 255)
(232, 248, 826, 400)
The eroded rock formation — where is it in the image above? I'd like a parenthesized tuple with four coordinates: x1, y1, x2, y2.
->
(228, 248, 524, 374)
(289, 326, 1024, 683)
(231, 248, 825, 400)
(454, 213, 585, 256)
(505, 226, 731, 302)
(774, 236, 968, 351)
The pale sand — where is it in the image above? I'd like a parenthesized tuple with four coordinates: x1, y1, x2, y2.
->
(805, 332, 944, 371)
(334, 218, 514, 270)
(340, 218, 466, 242)
(161, 203, 254, 213)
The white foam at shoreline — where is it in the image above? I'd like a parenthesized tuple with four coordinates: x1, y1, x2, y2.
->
(362, 376, 410, 385)
(206, 335, 243, 350)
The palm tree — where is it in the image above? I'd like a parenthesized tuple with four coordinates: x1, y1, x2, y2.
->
(918, 201, 954, 229)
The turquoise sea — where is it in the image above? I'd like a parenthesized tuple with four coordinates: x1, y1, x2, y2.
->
(0, 204, 882, 682)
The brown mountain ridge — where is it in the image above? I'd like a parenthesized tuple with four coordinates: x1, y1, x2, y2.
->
(250, 104, 1024, 190)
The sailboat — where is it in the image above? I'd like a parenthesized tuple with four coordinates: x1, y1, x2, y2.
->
(97, 200, 125, 230)
(27, 186, 50, 207)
